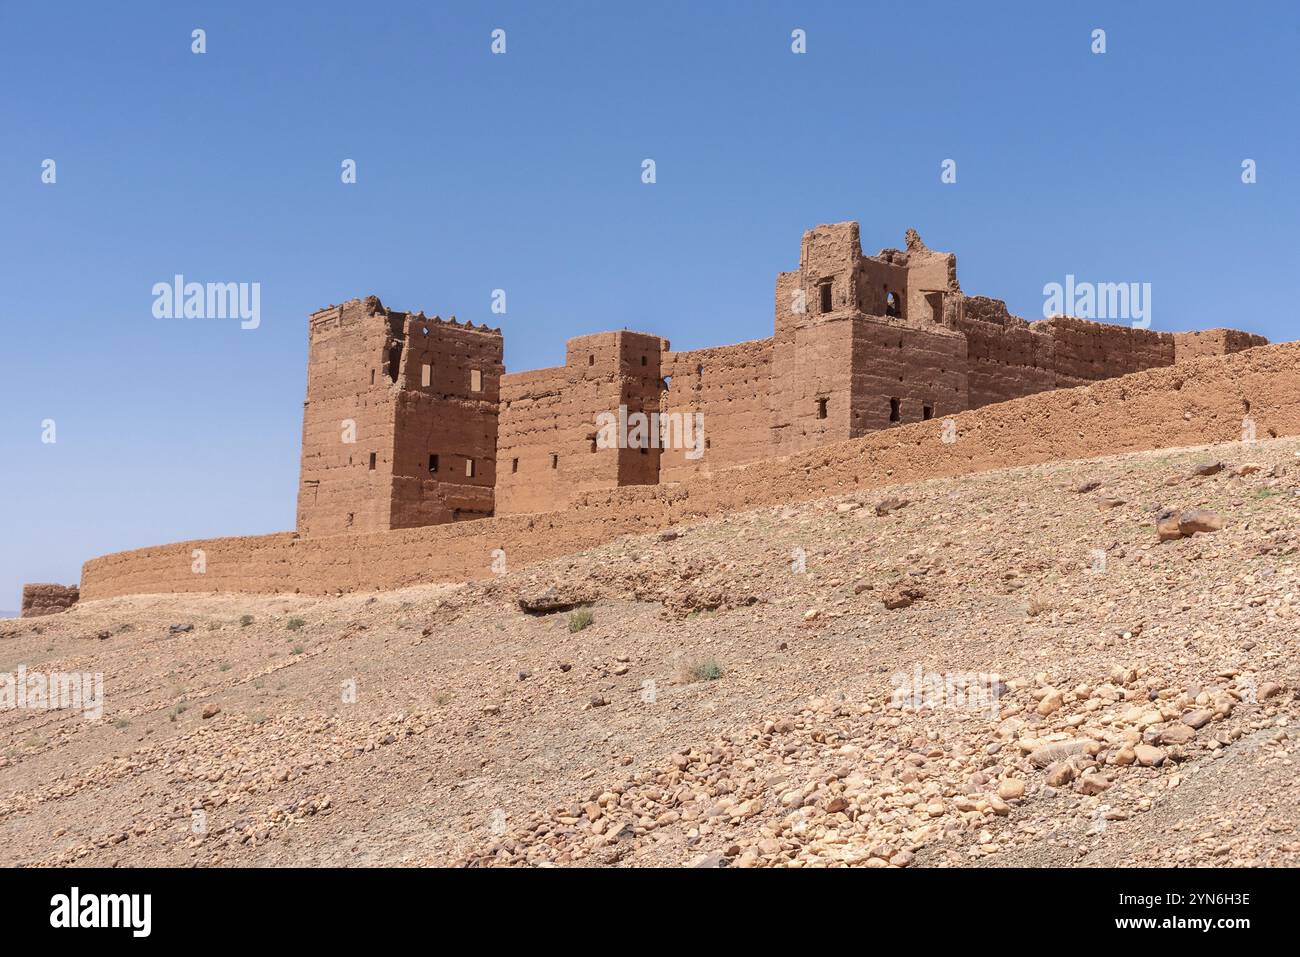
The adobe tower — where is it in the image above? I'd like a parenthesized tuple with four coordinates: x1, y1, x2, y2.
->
(296, 296, 503, 537)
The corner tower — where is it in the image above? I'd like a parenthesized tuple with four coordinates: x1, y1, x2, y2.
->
(296, 296, 503, 537)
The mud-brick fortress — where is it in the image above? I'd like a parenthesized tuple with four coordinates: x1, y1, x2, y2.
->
(296, 221, 1267, 539)
(56, 219, 1286, 607)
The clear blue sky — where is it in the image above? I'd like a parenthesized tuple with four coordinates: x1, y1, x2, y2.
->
(2, 1, 1297, 609)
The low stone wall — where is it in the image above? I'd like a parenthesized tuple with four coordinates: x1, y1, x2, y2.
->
(79, 341, 1300, 601)
(21, 583, 81, 617)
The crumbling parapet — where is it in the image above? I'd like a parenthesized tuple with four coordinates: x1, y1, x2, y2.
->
(21, 583, 80, 617)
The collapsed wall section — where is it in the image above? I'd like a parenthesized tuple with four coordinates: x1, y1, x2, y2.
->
(21, 583, 80, 617)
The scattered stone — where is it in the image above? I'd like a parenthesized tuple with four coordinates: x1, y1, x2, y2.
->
(168, 623, 194, 634)
(1157, 515, 1186, 542)
(882, 584, 926, 610)
(1077, 773, 1112, 795)
(517, 584, 596, 615)
(201, 705, 221, 720)
(1045, 762, 1076, 787)
(874, 497, 910, 517)
(1036, 688, 1064, 716)
(1027, 739, 1093, 768)
(1158, 723, 1195, 746)
(996, 778, 1025, 800)
(690, 850, 728, 868)
(1134, 744, 1166, 767)
(1177, 509, 1224, 536)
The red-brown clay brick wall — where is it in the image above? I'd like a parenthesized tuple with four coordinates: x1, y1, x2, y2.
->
(660, 339, 772, 482)
(296, 299, 400, 537)
(79, 340, 1300, 601)
(1174, 328, 1270, 363)
(293, 228, 1268, 538)
(495, 366, 571, 515)
(1045, 316, 1176, 389)
(71, 222, 1276, 603)
(495, 332, 668, 515)
(296, 298, 503, 536)
(850, 318, 968, 431)
(957, 298, 1056, 407)
(21, 583, 80, 617)
(388, 314, 502, 528)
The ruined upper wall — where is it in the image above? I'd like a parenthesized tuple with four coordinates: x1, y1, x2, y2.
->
(21, 583, 79, 617)
(388, 311, 503, 528)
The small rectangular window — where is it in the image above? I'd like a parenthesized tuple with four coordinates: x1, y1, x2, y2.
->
(470, 369, 482, 392)
(428, 454, 439, 473)
(550, 453, 558, 469)
(819, 282, 833, 314)
(421, 363, 431, 388)
(370, 369, 375, 386)
(368, 452, 377, 470)
(889, 398, 901, 423)
(466, 458, 476, 478)
(511, 457, 519, 473)
(922, 404, 934, 421)
(816, 397, 828, 419)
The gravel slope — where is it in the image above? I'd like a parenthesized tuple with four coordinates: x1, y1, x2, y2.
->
(1, 436, 1296, 868)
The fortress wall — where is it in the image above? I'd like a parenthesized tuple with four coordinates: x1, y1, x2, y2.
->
(769, 317, 858, 453)
(495, 366, 571, 516)
(957, 297, 1056, 407)
(603, 331, 669, 489)
(495, 332, 668, 516)
(80, 341, 1300, 603)
(1175, 328, 1270, 363)
(1046, 316, 1176, 388)
(849, 318, 969, 431)
(660, 338, 773, 482)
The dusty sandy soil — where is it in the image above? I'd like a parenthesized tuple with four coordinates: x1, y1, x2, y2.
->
(1, 437, 1296, 867)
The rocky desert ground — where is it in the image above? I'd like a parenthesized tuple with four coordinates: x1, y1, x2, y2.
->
(1, 436, 1297, 869)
